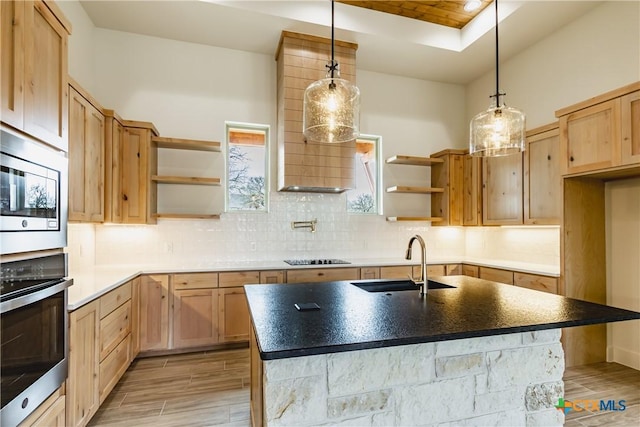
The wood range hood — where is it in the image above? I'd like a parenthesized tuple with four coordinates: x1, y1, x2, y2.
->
(276, 31, 358, 193)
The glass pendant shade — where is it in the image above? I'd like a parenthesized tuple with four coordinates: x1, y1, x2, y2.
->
(469, 103, 525, 157)
(303, 68, 360, 144)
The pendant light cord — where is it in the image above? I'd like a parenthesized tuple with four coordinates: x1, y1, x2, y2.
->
(331, 0, 335, 78)
(492, 0, 505, 107)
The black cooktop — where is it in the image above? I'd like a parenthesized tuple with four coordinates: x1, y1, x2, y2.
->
(284, 259, 350, 266)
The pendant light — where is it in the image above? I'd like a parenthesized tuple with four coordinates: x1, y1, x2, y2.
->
(469, 0, 525, 157)
(303, 0, 360, 144)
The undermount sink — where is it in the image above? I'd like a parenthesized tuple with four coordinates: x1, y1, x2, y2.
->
(351, 279, 456, 293)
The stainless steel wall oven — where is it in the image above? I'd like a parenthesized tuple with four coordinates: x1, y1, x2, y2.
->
(1, 253, 72, 427)
(1, 126, 68, 255)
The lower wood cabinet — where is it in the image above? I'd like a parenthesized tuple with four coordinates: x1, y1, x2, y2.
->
(19, 386, 66, 427)
(514, 272, 558, 294)
(360, 267, 380, 280)
(218, 287, 250, 342)
(172, 288, 219, 348)
(286, 267, 359, 283)
(139, 275, 170, 352)
(462, 264, 479, 278)
(479, 266, 514, 285)
(67, 300, 99, 427)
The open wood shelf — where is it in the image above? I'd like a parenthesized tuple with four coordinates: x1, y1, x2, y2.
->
(152, 213, 221, 220)
(385, 155, 444, 166)
(152, 136, 221, 152)
(152, 175, 221, 186)
(386, 216, 443, 222)
(386, 185, 444, 194)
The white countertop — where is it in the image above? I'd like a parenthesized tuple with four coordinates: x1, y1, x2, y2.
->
(67, 257, 560, 311)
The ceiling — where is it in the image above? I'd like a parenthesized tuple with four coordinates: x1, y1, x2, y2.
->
(337, 1, 493, 29)
(79, 0, 603, 85)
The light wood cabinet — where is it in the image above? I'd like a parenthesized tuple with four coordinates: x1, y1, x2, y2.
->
(130, 276, 141, 359)
(556, 82, 640, 176)
(360, 267, 380, 280)
(259, 270, 285, 284)
(482, 153, 523, 225)
(514, 272, 558, 294)
(218, 287, 250, 343)
(286, 267, 359, 283)
(98, 334, 131, 404)
(430, 149, 465, 226)
(67, 301, 99, 427)
(524, 123, 560, 225)
(173, 288, 219, 348)
(19, 386, 65, 427)
(445, 264, 462, 275)
(462, 264, 479, 278)
(380, 265, 413, 279)
(463, 154, 482, 226)
(621, 90, 640, 165)
(99, 301, 131, 361)
(121, 125, 158, 224)
(219, 271, 260, 288)
(104, 110, 124, 223)
(173, 272, 218, 289)
(68, 82, 105, 222)
(479, 266, 514, 285)
(1, 0, 71, 151)
(139, 275, 170, 352)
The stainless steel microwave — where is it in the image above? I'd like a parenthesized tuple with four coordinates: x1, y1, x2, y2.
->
(0, 126, 68, 254)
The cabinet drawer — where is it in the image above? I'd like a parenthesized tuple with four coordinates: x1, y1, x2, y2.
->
(100, 281, 131, 319)
(99, 301, 131, 361)
(287, 268, 359, 283)
(172, 272, 219, 289)
(479, 267, 514, 285)
(426, 264, 446, 276)
(219, 271, 260, 288)
(379, 266, 414, 279)
(445, 264, 462, 275)
(259, 270, 285, 284)
(360, 267, 380, 280)
(99, 334, 131, 404)
(462, 264, 479, 278)
(514, 272, 558, 294)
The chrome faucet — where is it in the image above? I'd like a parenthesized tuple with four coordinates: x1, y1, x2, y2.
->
(405, 235, 427, 296)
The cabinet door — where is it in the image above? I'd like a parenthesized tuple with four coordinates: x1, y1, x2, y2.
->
(23, 0, 69, 150)
(139, 275, 169, 352)
(122, 127, 155, 224)
(1, 0, 25, 129)
(445, 264, 462, 275)
(482, 153, 523, 225)
(621, 90, 640, 165)
(67, 301, 99, 427)
(173, 288, 219, 348)
(431, 152, 464, 226)
(69, 86, 105, 222)
(462, 264, 479, 278)
(218, 287, 250, 343)
(514, 272, 558, 294)
(380, 265, 413, 279)
(560, 98, 621, 175)
(462, 154, 482, 226)
(524, 126, 560, 225)
(259, 270, 285, 284)
(104, 116, 124, 223)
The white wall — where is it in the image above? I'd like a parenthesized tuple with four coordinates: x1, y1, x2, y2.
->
(56, 0, 96, 92)
(606, 178, 640, 370)
(467, 1, 640, 130)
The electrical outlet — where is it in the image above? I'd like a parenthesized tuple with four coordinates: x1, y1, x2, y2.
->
(250, 242, 257, 251)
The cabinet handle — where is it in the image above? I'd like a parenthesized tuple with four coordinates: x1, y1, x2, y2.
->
(547, 155, 551, 160)
(123, 194, 128, 201)
(569, 156, 574, 162)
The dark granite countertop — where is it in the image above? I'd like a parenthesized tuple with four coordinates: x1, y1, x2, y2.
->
(244, 275, 640, 360)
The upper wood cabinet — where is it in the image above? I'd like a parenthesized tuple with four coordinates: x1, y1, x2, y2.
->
(430, 149, 464, 226)
(1, 0, 71, 150)
(482, 153, 523, 225)
(621, 89, 640, 165)
(556, 81, 640, 176)
(462, 153, 482, 226)
(68, 81, 105, 222)
(524, 123, 561, 225)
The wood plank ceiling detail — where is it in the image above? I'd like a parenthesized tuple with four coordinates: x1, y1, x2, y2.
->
(337, 1, 493, 29)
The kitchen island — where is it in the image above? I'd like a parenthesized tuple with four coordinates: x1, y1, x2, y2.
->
(245, 276, 640, 426)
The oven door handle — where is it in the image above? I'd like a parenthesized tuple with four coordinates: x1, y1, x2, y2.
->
(0, 278, 73, 313)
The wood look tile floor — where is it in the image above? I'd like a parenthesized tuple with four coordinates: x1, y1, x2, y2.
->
(89, 348, 639, 427)
(88, 348, 251, 427)
(564, 362, 640, 426)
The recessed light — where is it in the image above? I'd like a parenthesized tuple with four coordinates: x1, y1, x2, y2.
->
(464, 0, 483, 13)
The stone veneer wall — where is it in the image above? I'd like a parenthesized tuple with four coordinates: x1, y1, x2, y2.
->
(262, 330, 565, 426)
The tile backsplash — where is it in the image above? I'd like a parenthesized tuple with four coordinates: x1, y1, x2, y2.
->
(67, 192, 559, 270)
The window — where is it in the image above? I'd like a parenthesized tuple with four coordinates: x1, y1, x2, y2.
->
(226, 122, 269, 212)
(347, 134, 381, 214)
